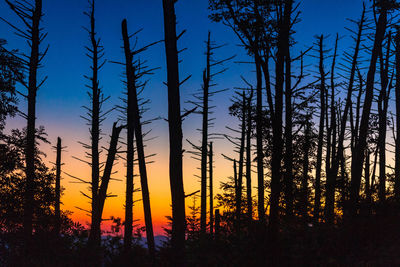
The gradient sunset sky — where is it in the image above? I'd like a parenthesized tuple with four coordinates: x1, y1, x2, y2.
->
(1, 0, 365, 235)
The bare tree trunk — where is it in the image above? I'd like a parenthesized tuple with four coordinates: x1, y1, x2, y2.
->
(246, 89, 254, 221)
(371, 145, 379, 200)
(350, 71, 363, 154)
(200, 33, 211, 235)
(301, 118, 311, 219)
(365, 150, 371, 213)
(329, 5, 365, 220)
(215, 209, 220, 240)
(284, 40, 293, 220)
(269, 0, 292, 237)
(319, 34, 338, 223)
(234, 158, 238, 207)
(123, 97, 134, 251)
(7, 0, 44, 244)
(255, 54, 264, 223)
(55, 137, 62, 236)
(209, 142, 214, 235)
(92, 123, 123, 241)
(350, 7, 387, 216)
(377, 32, 391, 204)
(235, 93, 246, 233)
(121, 19, 155, 256)
(122, 18, 134, 250)
(86, 0, 102, 248)
(162, 0, 185, 260)
(315, 35, 328, 223)
(134, 102, 156, 258)
(340, 151, 348, 212)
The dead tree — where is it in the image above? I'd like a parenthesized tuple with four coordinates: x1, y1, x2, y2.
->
(246, 88, 254, 221)
(269, 0, 293, 236)
(121, 19, 155, 256)
(209, 141, 214, 235)
(200, 34, 211, 235)
(222, 90, 248, 232)
(315, 35, 327, 222)
(87, 1, 101, 245)
(365, 149, 371, 212)
(236, 92, 246, 232)
(75, 0, 111, 248)
(300, 114, 312, 219)
(319, 34, 338, 222)
(327, 5, 365, 221)
(284, 28, 294, 220)
(377, 32, 392, 203)
(350, 2, 389, 216)
(186, 32, 231, 235)
(3, 0, 47, 242)
(123, 22, 135, 251)
(91, 122, 123, 245)
(162, 0, 186, 260)
(255, 43, 265, 224)
(54, 137, 64, 236)
(234, 159, 238, 193)
(350, 70, 364, 161)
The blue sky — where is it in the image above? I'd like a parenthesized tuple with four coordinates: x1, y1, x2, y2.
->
(0, 0, 366, 141)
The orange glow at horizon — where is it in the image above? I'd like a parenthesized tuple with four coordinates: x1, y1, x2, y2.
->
(41, 122, 240, 237)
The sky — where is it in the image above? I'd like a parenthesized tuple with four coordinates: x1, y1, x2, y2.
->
(0, 0, 366, 235)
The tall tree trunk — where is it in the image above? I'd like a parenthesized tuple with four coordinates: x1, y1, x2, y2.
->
(246, 88, 253, 221)
(339, 151, 348, 210)
(87, 0, 101, 248)
(329, 5, 365, 220)
(55, 137, 62, 236)
(284, 39, 293, 220)
(122, 19, 134, 251)
(21, 0, 42, 243)
(365, 150, 371, 213)
(377, 32, 391, 204)
(209, 142, 214, 235)
(371, 145, 379, 199)
(162, 0, 185, 260)
(301, 118, 311, 219)
(121, 19, 155, 256)
(269, 0, 292, 236)
(320, 34, 338, 223)
(315, 35, 328, 222)
(350, 7, 387, 216)
(92, 123, 123, 243)
(236, 93, 246, 233)
(200, 32, 211, 235)
(234, 159, 238, 207)
(255, 54, 264, 223)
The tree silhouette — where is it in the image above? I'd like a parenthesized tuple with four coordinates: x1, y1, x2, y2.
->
(350, 1, 391, 216)
(186, 31, 231, 236)
(3, 0, 47, 248)
(162, 0, 186, 262)
(314, 35, 327, 223)
(209, 141, 214, 235)
(54, 137, 64, 236)
(121, 18, 156, 258)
